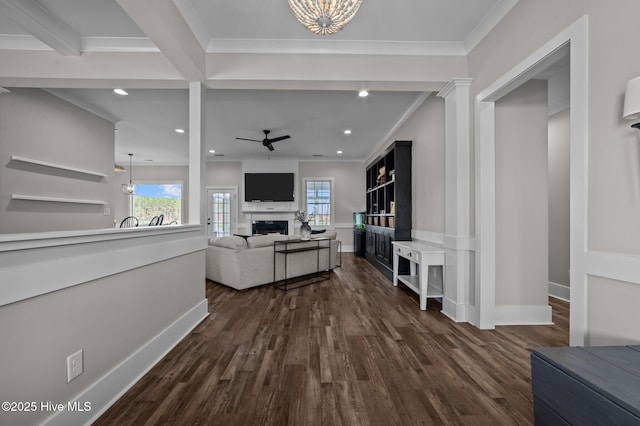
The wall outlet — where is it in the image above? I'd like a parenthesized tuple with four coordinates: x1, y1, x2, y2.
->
(103, 207, 111, 216)
(67, 349, 83, 383)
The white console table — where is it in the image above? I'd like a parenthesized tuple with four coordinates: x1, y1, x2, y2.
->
(392, 241, 445, 310)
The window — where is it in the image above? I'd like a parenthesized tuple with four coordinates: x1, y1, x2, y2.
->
(133, 183, 182, 225)
(303, 177, 334, 226)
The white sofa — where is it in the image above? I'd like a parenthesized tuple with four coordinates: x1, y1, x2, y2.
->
(205, 232, 340, 290)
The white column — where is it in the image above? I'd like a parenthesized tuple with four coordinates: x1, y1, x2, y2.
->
(437, 78, 473, 322)
(188, 82, 205, 228)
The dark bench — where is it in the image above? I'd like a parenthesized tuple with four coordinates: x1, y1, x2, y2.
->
(531, 345, 640, 425)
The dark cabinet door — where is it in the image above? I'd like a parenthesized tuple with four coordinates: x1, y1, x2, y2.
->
(385, 234, 395, 268)
(365, 229, 375, 255)
(376, 231, 391, 264)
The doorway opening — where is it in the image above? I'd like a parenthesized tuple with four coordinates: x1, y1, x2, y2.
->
(475, 16, 588, 346)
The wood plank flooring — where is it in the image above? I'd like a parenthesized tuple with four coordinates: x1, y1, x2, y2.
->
(95, 253, 569, 425)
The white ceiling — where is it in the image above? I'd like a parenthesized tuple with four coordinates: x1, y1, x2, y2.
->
(0, 0, 518, 165)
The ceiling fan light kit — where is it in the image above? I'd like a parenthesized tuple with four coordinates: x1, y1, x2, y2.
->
(288, 0, 363, 35)
(236, 130, 291, 152)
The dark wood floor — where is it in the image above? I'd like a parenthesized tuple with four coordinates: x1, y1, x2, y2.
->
(95, 253, 569, 425)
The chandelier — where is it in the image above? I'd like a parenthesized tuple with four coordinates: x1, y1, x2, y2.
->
(122, 153, 135, 195)
(288, 0, 363, 36)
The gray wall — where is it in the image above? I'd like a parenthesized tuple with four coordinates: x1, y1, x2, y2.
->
(298, 161, 365, 224)
(0, 251, 205, 426)
(205, 161, 242, 187)
(368, 94, 446, 235)
(0, 88, 115, 233)
(495, 79, 549, 307)
(548, 109, 570, 287)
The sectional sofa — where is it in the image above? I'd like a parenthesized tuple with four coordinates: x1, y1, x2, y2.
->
(205, 232, 340, 290)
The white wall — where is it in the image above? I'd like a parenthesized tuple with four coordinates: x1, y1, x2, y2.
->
(0, 88, 115, 233)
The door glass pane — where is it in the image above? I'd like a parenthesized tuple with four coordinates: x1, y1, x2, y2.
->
(212, 192, 231, 237)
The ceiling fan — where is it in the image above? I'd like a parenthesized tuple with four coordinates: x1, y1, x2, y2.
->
(236, 129, 290, 151)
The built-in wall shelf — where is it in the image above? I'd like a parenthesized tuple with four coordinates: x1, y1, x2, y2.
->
(11, 194, 107, 205)
(10, 155, 108, 178)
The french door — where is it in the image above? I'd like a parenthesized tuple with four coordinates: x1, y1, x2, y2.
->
(206, 188, 237, 237)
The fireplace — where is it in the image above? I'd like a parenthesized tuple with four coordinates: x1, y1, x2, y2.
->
(252, 220, 288, 235)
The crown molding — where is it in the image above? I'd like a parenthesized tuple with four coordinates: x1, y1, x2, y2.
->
(366, 91, 432, 164)
(207, 38, 467, 56)
(44, 88, 120, 123)
(464, 0, 519, 53)
(0, 34, 51, 50)
(81, 37, 159, 52)
(0, 0, 80, 55)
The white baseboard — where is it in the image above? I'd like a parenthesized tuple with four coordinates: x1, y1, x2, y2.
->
(441, 297, 468, 322)
(43, 299, 209, 426)
(493, 304, 553, 326)
(549, 281, 570, 301)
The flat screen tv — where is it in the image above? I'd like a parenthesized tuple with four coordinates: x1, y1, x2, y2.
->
(244, 173, 294, 202)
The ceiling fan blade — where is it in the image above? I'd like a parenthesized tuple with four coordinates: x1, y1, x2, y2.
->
(268, 135, 290, 143)
(266, 144, 275, 151)
(236, 137, 262, 142)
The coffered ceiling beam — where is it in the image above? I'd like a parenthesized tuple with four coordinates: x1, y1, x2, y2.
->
(116, 0, 206, 82)
(0, 0, 80, 56)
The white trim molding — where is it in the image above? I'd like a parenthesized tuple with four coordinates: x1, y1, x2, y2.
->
(0, 226, 206, 307)
(475, 16, 589, 344)
(207, 38, 467, 56)
(549, 281, 570, 301)
(411, 229, 445, 246)
(464, 0, 519, 54)
(438, 78, 473, 323)
(587, 251, 640, 286)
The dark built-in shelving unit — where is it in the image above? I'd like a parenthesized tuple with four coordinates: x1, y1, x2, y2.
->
(365, 140, 412, 279)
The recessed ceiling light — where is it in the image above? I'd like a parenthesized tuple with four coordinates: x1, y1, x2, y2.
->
(209, 150, 215, 153)
(358, 90, 369, 97)
(337, 150, 343, 154)
(344, 129, 352, 135)
(175, 128, 185, 134)
(113, 88, 128, 96)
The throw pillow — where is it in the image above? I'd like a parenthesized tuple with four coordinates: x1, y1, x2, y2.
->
(311, 229, 326, 234)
